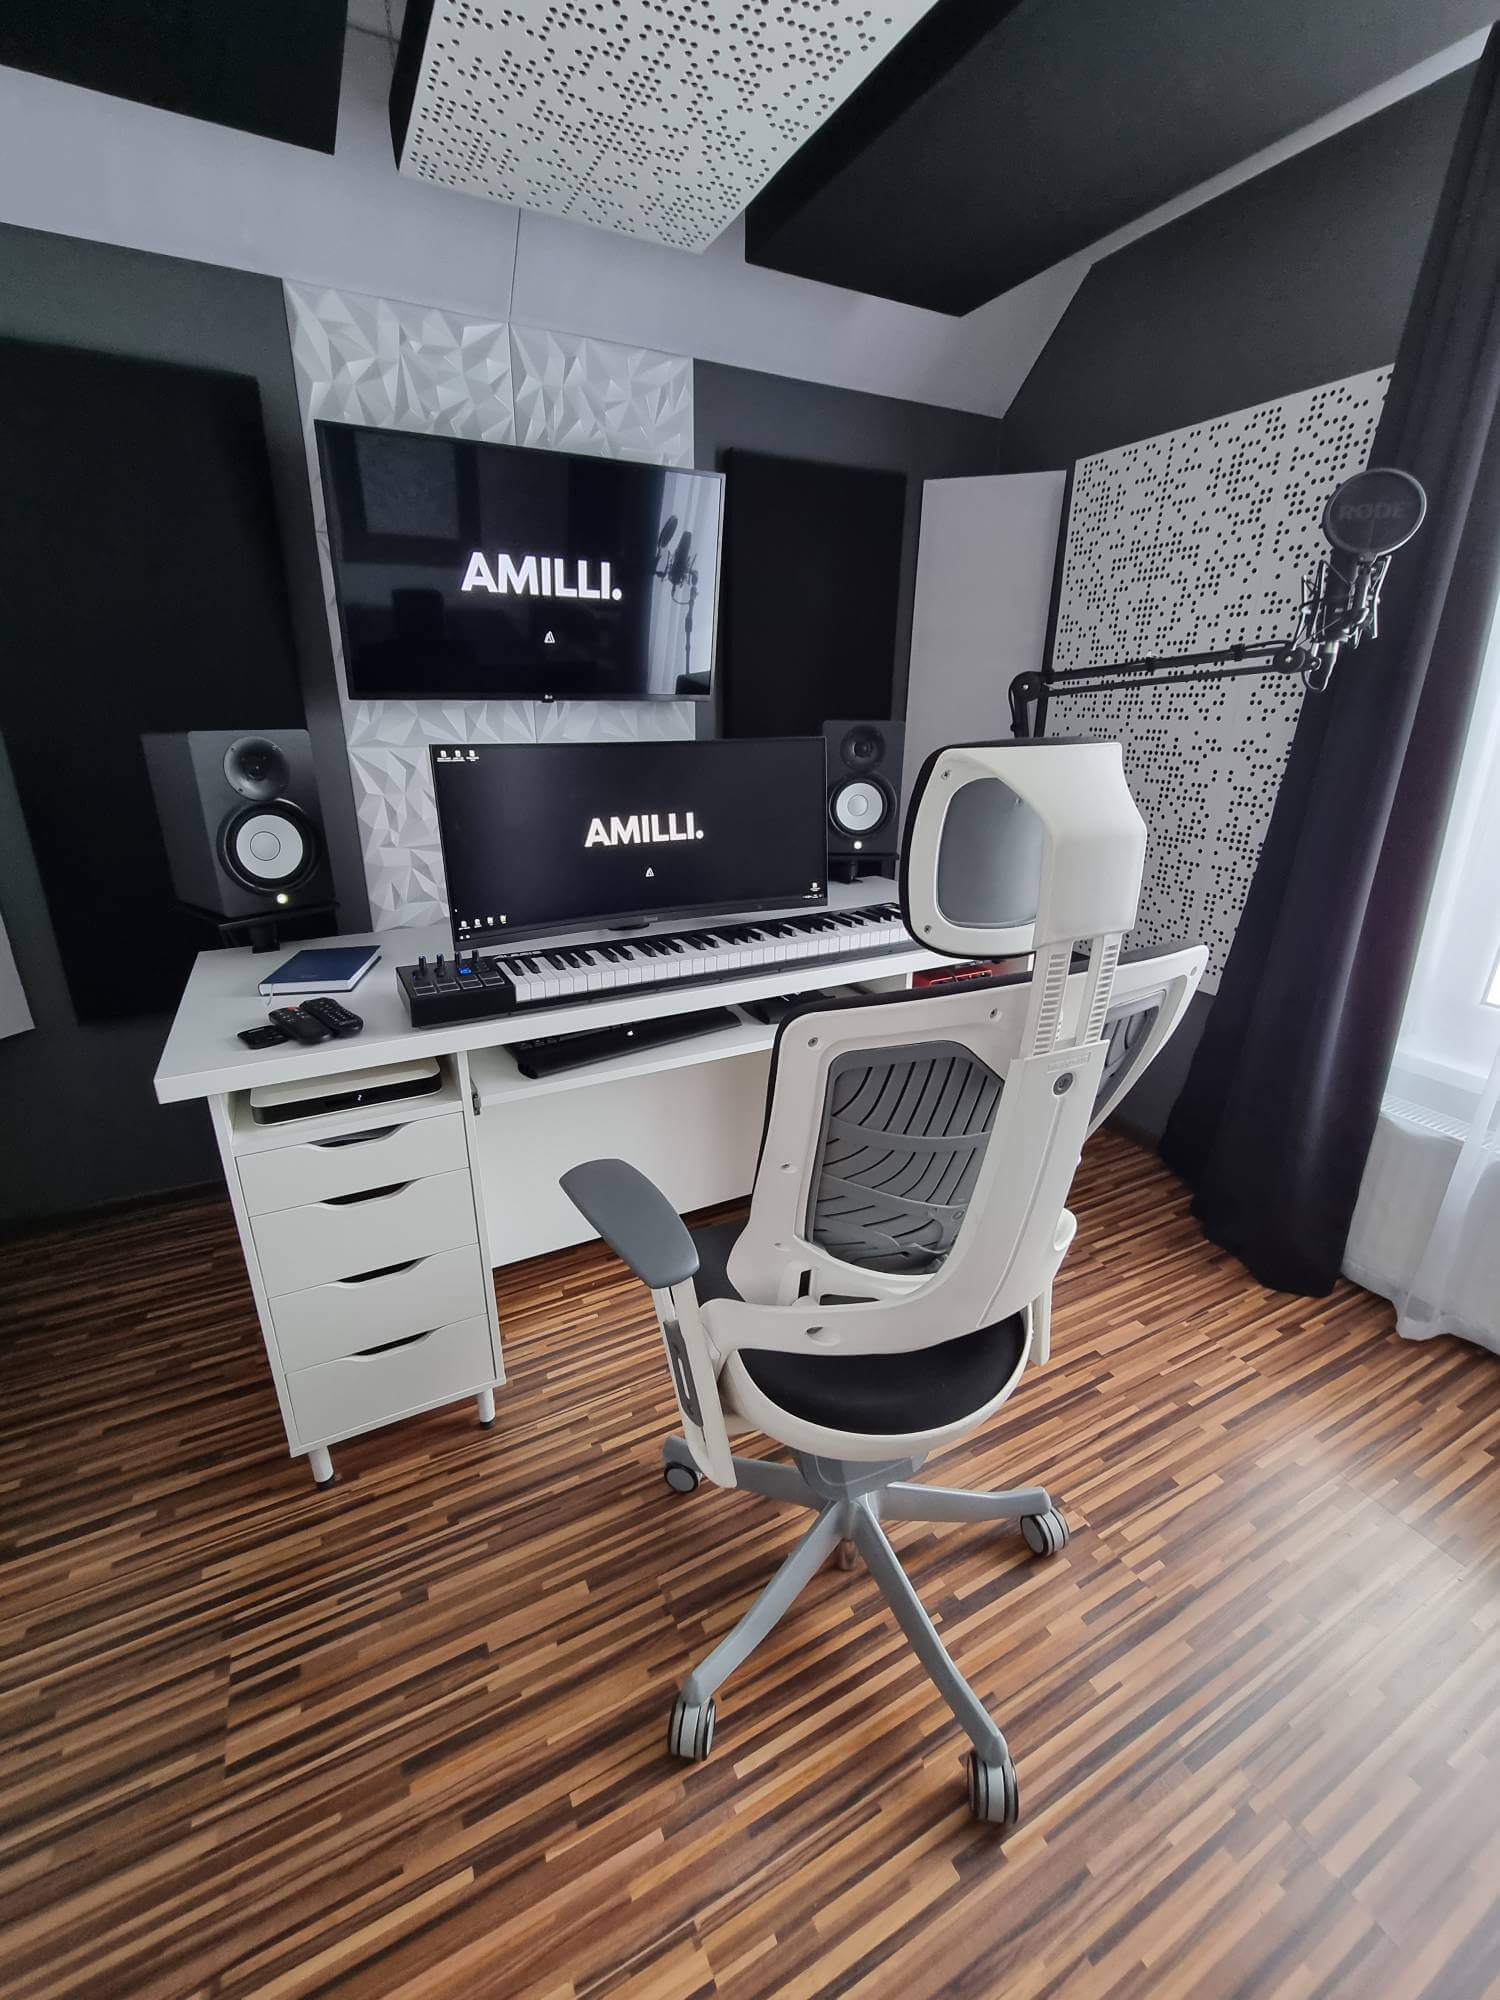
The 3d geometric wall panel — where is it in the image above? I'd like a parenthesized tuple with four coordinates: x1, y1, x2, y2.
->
(392, 0, 942, 252)
(1050, 367, 1390, 990)
(509, 326, 692, 462)
(285, 281, 696, 931)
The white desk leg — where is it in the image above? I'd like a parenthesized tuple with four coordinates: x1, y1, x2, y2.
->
(308, 1445, 334, 1487)
(477, 1388, 496, 1427)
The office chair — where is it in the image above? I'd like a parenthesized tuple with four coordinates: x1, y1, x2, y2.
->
(562, 741, 1205, 1826)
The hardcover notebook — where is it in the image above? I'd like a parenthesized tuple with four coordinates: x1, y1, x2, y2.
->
(257, 946, 381, 996)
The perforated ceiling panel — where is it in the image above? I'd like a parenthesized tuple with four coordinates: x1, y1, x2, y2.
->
(392, 0, 942, 251)
(1049, 368, 1390, 991)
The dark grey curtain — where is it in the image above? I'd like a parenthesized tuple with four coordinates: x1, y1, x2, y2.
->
(1161, 36, 1500, 1295)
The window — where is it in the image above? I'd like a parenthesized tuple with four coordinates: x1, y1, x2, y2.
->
(1394, 598, 1500, 1106)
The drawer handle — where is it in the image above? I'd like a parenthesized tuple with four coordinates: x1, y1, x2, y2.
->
(321, 1181, 411, 1207)
(354, 1328, 437, 1358)
(337, 1257, 425, 1286)
(311, 1125, 400, 1150)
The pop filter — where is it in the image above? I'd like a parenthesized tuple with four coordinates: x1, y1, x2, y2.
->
(1321, 467, 1426, 557)
(655, 515, 679, 551)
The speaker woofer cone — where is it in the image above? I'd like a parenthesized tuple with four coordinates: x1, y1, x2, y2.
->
(219, 801, 320, 893)
(830, 777, 891, 837)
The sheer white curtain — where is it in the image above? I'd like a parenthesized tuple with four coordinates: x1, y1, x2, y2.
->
(1345, 600, 1500, 1350)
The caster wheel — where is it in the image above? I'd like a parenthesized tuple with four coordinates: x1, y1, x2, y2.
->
(667, 1694, 716, 1762)
(966, 1748, 1020, 1828)
(1020, 1507, 1069, 1557)
(663, 1462, 701, 1494)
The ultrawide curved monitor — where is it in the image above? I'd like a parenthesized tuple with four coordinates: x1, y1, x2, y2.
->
(431, 739, 829, 946)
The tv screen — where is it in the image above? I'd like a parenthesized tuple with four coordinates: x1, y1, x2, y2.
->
(316, 421, 723, 702)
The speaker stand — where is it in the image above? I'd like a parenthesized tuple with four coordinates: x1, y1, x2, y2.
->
(178, 901, 340, 954)
(829, 857, 892, 885)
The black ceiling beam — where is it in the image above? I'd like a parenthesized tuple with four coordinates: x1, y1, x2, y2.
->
(745, 0, 1497, 317)
(0, 0, 349, 154)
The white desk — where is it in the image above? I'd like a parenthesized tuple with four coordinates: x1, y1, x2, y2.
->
(156, 880, 948, 1483)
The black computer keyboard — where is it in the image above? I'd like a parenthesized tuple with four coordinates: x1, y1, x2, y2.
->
(511, 1006, 740, 1078)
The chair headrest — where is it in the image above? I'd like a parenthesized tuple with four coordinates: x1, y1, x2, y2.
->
(899, 740, 1146, 959)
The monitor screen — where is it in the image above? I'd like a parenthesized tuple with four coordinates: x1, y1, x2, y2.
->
(431, 739, 828, 945)
(316, 421, 722, 703)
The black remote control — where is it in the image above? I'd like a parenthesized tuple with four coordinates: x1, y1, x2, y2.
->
(268, 1005, 332, 1044)
(300, 996, 364, 1038)
(238, 1023, 291, 1049)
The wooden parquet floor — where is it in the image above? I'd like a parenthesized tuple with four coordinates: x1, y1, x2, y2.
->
(2, 1129, 1498, 2000)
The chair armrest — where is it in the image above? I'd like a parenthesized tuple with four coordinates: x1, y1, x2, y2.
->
(559, 1158, 700, 1290)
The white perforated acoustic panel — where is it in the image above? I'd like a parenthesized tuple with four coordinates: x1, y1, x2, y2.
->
(284, 281, 695, 931)
(394, 0, 942, 251)
(1049, 368, 1390, 991)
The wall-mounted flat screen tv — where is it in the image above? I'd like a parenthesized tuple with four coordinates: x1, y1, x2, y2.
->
(316, 420, 723, 702)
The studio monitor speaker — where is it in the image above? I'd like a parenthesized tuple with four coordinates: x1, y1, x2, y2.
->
(822, 717, 906, 879)
(142, 729, 334, 928)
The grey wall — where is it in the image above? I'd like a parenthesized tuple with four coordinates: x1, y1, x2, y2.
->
(0, 237, 1006, 1228)
(994, 68, 1471, 472)
(693, 362, 1006, 720)
(0, 222, 368, 1227)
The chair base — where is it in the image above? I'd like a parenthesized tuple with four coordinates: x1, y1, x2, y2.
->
(659, 1437, 1069, 1826)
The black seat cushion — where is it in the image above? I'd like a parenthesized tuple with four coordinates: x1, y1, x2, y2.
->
(739, 1316, 1027, 1434)
(690, 1222, 1027, 1435)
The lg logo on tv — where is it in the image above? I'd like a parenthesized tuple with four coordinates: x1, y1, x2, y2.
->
(584, 811, 704, 849)
(461, 553, 623, 601)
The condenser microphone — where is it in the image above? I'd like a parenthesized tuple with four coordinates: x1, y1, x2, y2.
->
(1321, 466, 1427, 558)
(668, 529, 695, 592)
(1294, 466, 1427, 689)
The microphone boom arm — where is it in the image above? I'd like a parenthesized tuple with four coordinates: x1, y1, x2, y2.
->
(1010, 488, 1411, 740)
(1009, 640, 1301, 738)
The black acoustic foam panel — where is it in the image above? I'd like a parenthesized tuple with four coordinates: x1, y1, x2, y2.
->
(995, 72, 1472, 473)
(719, 451, 905, 739)
(0, 0, 348, 153)
(0, 340, 306, 1022)
(745, 0, 1495, 314)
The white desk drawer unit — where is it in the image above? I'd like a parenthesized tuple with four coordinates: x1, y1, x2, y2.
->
(251, 1168, 477, 1296)
(237, 1111, 468, 1215)
(287, 1314, 495, 1448)
(271, 1243, 490, 1370)
(220, 1065, 504, 1482)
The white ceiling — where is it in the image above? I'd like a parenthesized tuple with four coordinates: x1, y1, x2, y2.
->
(392, 0, 942, 253)
(345, 0, 406, 40)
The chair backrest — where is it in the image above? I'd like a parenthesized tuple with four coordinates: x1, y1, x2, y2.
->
(719, 944, 1201, 1338)
(805, 1035, 1004, 1275)
(653, 741, 1206, 1485)
(777, 938, 1201, 1282)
